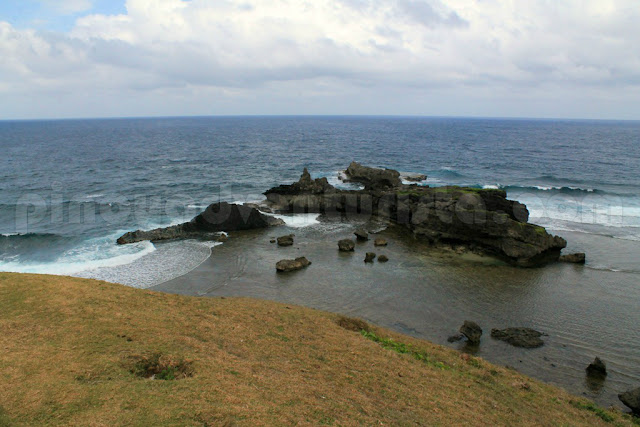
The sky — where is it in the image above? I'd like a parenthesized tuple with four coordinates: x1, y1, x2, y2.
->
(0, 0, 639, 120)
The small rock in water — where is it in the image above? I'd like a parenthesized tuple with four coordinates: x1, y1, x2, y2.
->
(403, 174, 427, 182)
(586, 357, 607, 377)
(338, 239, 355, 252)
(490, 327, 545, 348)
(619, 387, 640, 414)
(447, 334, 464, 343)
(378, 254, 389, 263)
(217, 233, 228, 242)
(374, 238, 388, 246)
(277, 234, 295, 246)
(459, 321, 482, 345)
(354, 228, 369, 241)
(364, 252, 376, 263)
(276, 257, 311, 272)
(270, 238, 276, 244)
(558, 252, 586, 264)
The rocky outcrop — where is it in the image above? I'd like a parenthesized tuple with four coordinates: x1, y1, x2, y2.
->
(264, 168, 339, 213)
(344, 161, 402, 190)
(490, 328, 545, 348)
(364, 252, 376, 263)
(262, 163, 569, 267)
(559, 253, 586, 264)
(354, 229, 369, 241)
(586, 357, 607, 377)
(277, 234, 294, 247)
(276, 257, 311, 272)
(402, 173, 427, 182)
(619, 387, 640, 414)
(117, 202, 284, 244)
(374, 238, 388, 246)
(338, 239, 355, 252)
(459, 321, 482, 344)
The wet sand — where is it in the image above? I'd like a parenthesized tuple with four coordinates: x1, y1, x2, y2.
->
(152, 217, 640, 409)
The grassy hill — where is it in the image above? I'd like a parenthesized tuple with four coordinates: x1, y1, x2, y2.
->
(0, 272, 636, 426)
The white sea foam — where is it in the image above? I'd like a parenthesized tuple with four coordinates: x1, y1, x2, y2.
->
(265, 212, 321, 228)
(0, 240, 156, 276)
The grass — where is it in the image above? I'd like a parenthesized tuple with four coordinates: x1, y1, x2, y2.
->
(0, 272, 636, 426)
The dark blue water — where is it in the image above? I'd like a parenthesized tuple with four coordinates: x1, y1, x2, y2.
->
(1, 116, 639, 279)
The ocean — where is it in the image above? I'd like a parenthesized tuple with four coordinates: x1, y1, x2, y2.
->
(1, 116, 639, 408)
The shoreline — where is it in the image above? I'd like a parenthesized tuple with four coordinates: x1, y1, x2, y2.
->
(0, 272, 637, 425)
(148, 221, 640, 410)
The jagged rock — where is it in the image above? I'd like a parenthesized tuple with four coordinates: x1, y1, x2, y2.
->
(354, 229, 369, 241)
(619, 387, 640, 414)
(364, 252, 376, 263)
(345, 161, 402, 190)
(559, 253, 586, 264)
(459, 321, 482, 344)
(374, 238, 388, 246)
(490, 327, 545, 348)
(276, 257, 311, 272)
(117, 202, 284, 244)
(263, 168, 337, 213)
(378, 254, 389, 262)
(586, 357, 607, 377)
(277, 234, 294, 246)
(403, 173, 427, 182)
(338, 239, 355, 252)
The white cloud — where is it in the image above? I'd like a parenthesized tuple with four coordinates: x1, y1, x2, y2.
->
(0, 0, 639, 119)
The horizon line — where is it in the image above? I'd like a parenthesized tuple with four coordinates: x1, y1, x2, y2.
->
(1, 114, 639, 123)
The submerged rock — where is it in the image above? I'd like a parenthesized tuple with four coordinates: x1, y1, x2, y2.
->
(276, 257, 311, 272)
(277, 234, 294, 247)
(364, 252, 376, 263)
(447, 334, 464, 343)
(374, 238, 388, 246)
(490, 327, 545, 348)
(586, 357, 607, 377)
(354, 229, 369, 241)
(117, 202, 284, 244)
(619, 387, 640, 414)
(338, 239, 355, 252)
(559, 253, 586, 264)
(459, 321, 482, 345)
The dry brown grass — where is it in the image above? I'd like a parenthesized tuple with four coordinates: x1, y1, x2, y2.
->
(0, 272, 636, 426)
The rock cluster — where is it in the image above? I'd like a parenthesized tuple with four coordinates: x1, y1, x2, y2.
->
(263, 163, 570, 267)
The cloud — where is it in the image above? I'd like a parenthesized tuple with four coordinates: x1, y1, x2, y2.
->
(0, 0, 639, 119)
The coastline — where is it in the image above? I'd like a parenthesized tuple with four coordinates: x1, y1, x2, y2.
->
(150, 223, 640, 410)
(1, 272, 636, 426)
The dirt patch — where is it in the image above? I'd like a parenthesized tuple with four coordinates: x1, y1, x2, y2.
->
(336, 315, 371, 332)
(129, 353, 194, 380)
